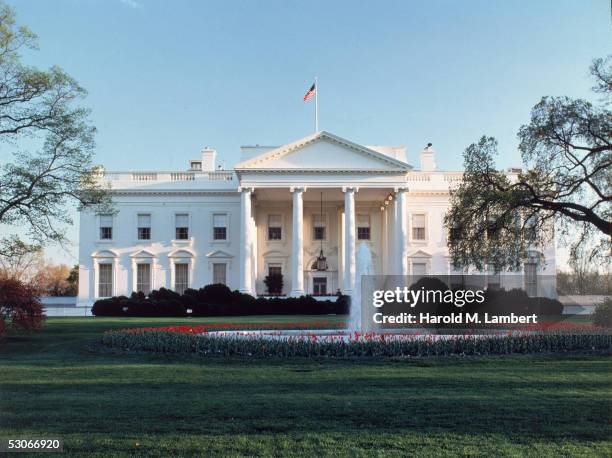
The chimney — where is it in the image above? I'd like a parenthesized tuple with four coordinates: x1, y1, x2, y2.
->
(420, 142, 436, 172)
(201, 146, 217, 171)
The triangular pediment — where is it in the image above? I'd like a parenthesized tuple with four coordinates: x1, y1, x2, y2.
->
(409, 250, 432, 258)
(235, 131, 411, 172)
(205, 250, 233, 258)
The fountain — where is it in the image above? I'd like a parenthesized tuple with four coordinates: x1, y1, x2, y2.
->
(348, 242, 374, 332)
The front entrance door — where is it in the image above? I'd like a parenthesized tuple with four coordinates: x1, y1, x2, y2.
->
(313, 277, 327, 295)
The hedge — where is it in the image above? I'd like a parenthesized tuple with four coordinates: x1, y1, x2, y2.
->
(101, 329, 612, 359)
(92, 284, 349, 317)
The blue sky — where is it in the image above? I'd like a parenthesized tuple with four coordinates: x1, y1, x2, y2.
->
(4, 0, 611, 265)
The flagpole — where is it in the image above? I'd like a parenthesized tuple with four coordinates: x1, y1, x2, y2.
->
(314, 76, 319, 132)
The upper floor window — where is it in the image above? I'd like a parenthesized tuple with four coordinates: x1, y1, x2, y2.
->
(313, 214, 326, 240)
(175, 213, 189, 240)
(99, 214, 113, 240)
(268, 214, 282, 240)
(213, 214, 228, 240)
(190, 161, 202, 170)
(137, 213, 151, 240)
(449, 224, 462, 242)
(412, 214, 426, 240)
(357, 214, 371, 240)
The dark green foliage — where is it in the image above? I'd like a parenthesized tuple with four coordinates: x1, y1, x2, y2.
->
(593, 298, 612, 328)
(91, 284, 349, 317)
(263, 273, 283, 294)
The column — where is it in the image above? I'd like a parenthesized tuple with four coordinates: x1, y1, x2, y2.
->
(343, 187, 357, 294)
(396, 187, 409, 276)
(239, 187, 253, 294)
(290, 187, 305, 297)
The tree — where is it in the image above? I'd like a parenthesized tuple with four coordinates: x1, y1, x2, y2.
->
(0, 1, 111, 258)
(445, 56, 611, 271)
(65, 264, 78, 296)
(0, 278, 45, 338)
(0, 236, 44, 282)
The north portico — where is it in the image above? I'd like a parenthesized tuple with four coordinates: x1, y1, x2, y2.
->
(234, 131, 413, 297)
(77, 130, 556, 308)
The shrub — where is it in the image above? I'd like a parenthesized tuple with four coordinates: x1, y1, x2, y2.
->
(593, 298, 612, 328)
(264, 273, 283, 295)
(0, 278, 45, 337)
(91, 284, 349, 317)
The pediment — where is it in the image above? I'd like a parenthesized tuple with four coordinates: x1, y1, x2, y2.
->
(409, 250, 432, 258)
(205, 249, 233, 258)
(168, 249, 195, 258)
(92, 249, 118, 258)
(235, 131, 411, 172)
(261, 250, 288, 258)
(130, 249, 155, 258)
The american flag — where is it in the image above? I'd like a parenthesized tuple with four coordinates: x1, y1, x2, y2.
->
(303, 83, 316, 102)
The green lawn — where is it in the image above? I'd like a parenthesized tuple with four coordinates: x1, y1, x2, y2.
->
(0, 317, 611, 457)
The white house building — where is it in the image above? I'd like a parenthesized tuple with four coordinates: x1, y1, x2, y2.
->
(77, 131, 556, 309)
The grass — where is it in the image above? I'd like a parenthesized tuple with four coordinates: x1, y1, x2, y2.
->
(0, 316, 611, 457)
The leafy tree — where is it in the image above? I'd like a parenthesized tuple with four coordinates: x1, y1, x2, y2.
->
(445, 56, 611, 271)
(0, 278, 44, 338)
(65, 264, 78, 296)
(0, 1, 110, 257)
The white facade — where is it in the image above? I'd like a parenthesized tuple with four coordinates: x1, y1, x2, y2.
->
(77, 131, 556, 308)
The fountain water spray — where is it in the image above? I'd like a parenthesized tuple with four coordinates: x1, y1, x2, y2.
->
(349, 242, 374, 332)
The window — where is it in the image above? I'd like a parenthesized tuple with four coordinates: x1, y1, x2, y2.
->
(357, 214, 371, 240)
(137, 214, 151, 240)
(313, 277, 327, 295)
(268, 214, 282, 240)
(524, 262, 537, 297)
(98, 263, 113, 297)
(213, 214, 228, 240)
(487, 264, 500, 290)
(486, 217, 498, 240)
(175, 213, 189, 240)
(449, 224, 462, 242)
(174, 263, 189, 294)
(99, 214, 113, 240)
(268, 263, 282, 276)
(313, 214, 326, 240)
(412, 262, 427, 276)
(525, 215, 538, 240)
(136, 263, 151, 295)
(190, 161, 202, 170)
(213, 263, 227, 285)
(412, 214, 426, 240)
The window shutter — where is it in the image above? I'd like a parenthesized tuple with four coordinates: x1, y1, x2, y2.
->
(313, 214, 325, 227)
(412, 214, 425, 228)
(138, 214, 151, 228)
(100, 215, 113, 227)
(268, 214, 282, 228)
(176, 214, 188, 227)
(357, 214, 370, 228)
(213, 214, 227, 227)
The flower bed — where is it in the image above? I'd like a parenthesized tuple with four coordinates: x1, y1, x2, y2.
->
(100, 325, 612, 359)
